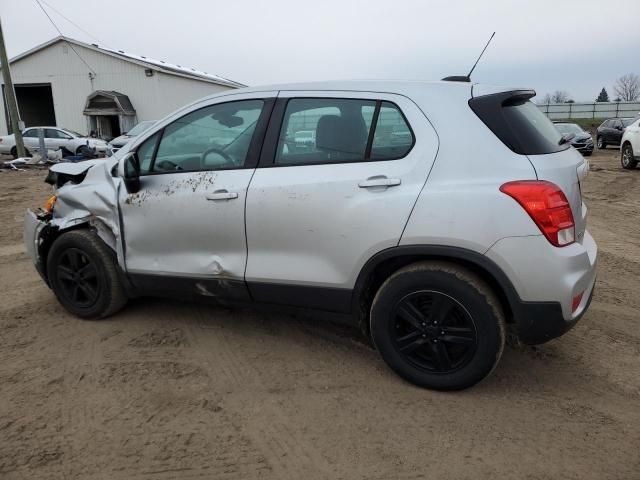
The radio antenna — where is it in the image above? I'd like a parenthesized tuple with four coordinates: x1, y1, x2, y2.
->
(467, 32, 495, 79)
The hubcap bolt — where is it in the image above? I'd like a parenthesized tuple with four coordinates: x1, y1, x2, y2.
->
(422, 334, 426, 338)
(441, 331, 445, 335)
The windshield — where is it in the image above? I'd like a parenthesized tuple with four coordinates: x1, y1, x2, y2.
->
(555, 123, 583, 135)
(62, 128, 83, 137)
(127, 121, 156, 136)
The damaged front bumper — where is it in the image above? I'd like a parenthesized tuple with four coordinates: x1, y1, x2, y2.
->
(23, 209, 51, 285)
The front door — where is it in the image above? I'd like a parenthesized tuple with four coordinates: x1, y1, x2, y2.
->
(45, 128, 72, 150)
(119, 94, 275, 298)
(244, 92, 439, 310)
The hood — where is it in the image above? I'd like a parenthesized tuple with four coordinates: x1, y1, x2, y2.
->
(108, 134, 131, 147)
(572, 134, 592, 143)
(50, 159, 113, 176)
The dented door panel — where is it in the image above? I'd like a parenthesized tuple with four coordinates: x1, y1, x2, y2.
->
(120, 169, 254, 279)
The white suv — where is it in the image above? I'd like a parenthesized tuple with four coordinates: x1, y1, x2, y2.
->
(621, 116, 640, 169)
(24, 81, 598, 390)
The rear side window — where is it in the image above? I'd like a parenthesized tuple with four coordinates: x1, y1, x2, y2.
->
(469, 92, 568, 155)
(275, 98, 414, 165)
(371, 102, 414, 160)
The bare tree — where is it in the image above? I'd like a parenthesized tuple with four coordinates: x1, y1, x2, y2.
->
(539, 91, 570, 104)
(550, 90, 571, 103)
(613, 73, 640, 101)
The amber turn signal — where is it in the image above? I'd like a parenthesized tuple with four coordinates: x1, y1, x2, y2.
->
(43, 195, 57, 214)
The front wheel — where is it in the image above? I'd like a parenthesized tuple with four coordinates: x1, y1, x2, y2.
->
(597, 137, 606, 149)
(47, 230, 127, 319)
(621, 144, 638, 169)
(370, 262, 505, 390)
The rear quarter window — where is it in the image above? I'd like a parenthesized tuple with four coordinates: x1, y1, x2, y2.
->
(469, 91, 568, 155)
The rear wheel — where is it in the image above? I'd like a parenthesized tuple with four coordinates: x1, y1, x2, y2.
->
(621, 144, 637, 169)
(370, 261, 505, 390)
(10, 146, 30, 158)
(597, 136, 606, 149)
(47, 230, 127, 319)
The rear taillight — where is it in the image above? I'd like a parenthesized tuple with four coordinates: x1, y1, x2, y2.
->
(500, 180, 575, 247)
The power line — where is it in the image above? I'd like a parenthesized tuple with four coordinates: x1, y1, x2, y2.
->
(33, 0, 96, 75)
(39, 0, 109, 48)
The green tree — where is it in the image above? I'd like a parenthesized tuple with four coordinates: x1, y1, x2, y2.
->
(596, 88, 610, 102)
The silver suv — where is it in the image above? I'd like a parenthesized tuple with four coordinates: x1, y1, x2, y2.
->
(24, 81, 598, 390)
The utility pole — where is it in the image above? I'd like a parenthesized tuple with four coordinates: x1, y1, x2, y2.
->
(0, 17, 25, 158)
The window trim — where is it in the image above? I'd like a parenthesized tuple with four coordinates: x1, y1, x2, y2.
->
(136, 97, 275, 177)
(258, 97, 416, 168)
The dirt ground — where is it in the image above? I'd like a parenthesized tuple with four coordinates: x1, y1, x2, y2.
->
(1, 147, 639, 480)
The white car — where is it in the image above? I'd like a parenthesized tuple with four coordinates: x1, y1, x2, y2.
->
(23, 80, 597, 390)
(0, 126, 107, 158)
(107, 120, 157, 156)
(620, 116, 640, 169)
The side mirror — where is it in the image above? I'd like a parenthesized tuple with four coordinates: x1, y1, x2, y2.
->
(615, 125, 623, 131)
(123, 152, 141, 194)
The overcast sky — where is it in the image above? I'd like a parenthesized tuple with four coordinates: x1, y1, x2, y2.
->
(1, 0, 639, 101)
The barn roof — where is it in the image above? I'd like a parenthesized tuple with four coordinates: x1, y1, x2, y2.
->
(8, 36, 246, 89)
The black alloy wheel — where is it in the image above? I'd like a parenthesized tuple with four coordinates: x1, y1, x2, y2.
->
(56, 248, 100, 308)
(391, 290, 477, 374)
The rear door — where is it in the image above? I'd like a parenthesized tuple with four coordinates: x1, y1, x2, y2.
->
(244, 91, 439, 309)
(22, 128, 40, 151)
(45, 128, 72, 150)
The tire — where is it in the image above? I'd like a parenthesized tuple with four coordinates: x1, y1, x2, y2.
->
(621, 143, 638, 169)
(597, 136, 606, 149)
(10, 146, 30, 158)
(370, 261, 505, 391)
(76, 145, 92, 156)
(47, 229, 127, 319)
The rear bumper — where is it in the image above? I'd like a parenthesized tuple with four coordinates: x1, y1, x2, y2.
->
(511, 280, 595, 344)
(486, 231, 598, 344)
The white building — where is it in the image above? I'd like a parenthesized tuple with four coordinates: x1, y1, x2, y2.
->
(0, 36, 243, 138)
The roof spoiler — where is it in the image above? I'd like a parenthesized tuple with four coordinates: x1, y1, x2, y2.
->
(442, 75, 471, 82)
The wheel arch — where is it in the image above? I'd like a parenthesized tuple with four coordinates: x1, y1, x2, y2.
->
(351, 245, 520, 337)
(38, 220, 119, 285)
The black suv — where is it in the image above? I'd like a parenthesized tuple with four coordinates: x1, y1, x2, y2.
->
(596, 118, 634, 149)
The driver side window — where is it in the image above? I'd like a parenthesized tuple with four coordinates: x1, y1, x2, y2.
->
(150, 99, 264, 173)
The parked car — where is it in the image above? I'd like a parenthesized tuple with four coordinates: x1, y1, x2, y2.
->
(553, 122, 593, 156)
(0, 126, 107, 158)
(596, 117, 635, 149)
(106, 120, 157, 156)
(24, 81, 597, 390)
(620, 116, 640, 169)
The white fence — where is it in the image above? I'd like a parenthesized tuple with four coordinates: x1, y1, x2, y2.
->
(537, 101, 640, 120)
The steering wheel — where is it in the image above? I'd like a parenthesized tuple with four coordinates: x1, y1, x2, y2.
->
(200, 146, 235, 169)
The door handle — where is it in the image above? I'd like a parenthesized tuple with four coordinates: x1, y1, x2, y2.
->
(206, 190, 238, 201)
(358, 176, 401, 188)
